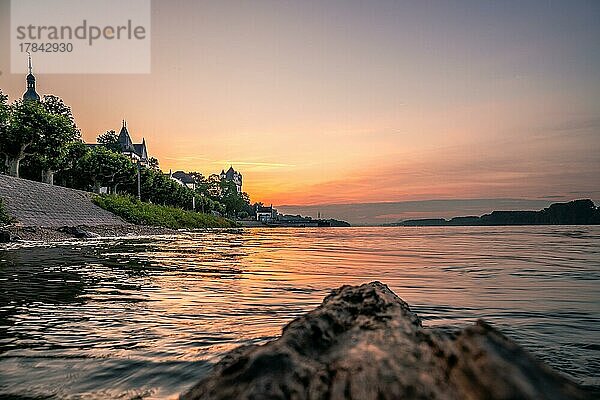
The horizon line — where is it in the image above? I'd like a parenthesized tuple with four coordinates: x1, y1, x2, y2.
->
(275, 197, 598, 208)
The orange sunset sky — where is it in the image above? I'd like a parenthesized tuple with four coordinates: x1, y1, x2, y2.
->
(0, 1, 598, 211)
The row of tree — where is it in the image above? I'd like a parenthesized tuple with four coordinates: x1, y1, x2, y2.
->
(0, 91, 79, 183)
(0, 90, 255, 218)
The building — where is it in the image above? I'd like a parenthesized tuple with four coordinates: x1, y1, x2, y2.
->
(117, 120, 148, 164)
(256, 204, 277, 222)
(23, 53, 40, 102)
(170, 170, 197, 190)
(220, 166, 243, 193)
(20, 55, 150, 166)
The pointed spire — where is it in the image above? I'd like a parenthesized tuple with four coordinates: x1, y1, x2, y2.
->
(23, 53, 40, 102)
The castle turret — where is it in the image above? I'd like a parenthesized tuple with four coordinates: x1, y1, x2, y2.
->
(117, 120, 134, 151)
(221, 166, 243, 193)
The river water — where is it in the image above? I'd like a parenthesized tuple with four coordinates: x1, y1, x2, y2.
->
(0, 227, 599, 399)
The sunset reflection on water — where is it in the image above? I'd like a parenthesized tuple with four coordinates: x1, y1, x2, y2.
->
(1, 226, 599, 398)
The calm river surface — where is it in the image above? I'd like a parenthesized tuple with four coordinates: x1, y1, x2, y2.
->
(1, 226, 599, 399)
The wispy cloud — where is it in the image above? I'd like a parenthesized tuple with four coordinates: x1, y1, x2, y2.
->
(211, 160, 296, 168)
(161, 156, 296, 169)
(546, 117, 600, 133)
(162, 156, 211, 162)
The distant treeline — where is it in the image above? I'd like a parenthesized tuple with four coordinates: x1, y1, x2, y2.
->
(395, 199, 600, 226)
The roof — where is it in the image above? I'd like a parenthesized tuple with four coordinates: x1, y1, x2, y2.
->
(117, 123, 134, 150)
(133, 142, 148, 160)
(117, 121, 147, 160)
(171, 171, 196, 184)
(223, 166, 242, 181)
(23, 90, 40, 101)
(256, 205, 276, 213)
(23, 74, 40, 101)
(23, 55, 40, 101)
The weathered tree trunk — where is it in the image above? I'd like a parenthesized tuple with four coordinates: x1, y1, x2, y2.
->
(7, 157, 21, 178)
(41, 169, 54, 185)
(182, 282, 592, 400)
(6, 145, 30, 178)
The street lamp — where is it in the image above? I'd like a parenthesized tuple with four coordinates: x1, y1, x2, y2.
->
(136, 159, 141, 200)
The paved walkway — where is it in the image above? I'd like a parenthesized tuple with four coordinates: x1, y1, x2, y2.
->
(0, 174, 126, 227)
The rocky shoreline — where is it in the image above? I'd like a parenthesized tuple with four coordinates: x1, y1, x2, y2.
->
(183, 282, 592, 400)
(0, 224, 178, 242)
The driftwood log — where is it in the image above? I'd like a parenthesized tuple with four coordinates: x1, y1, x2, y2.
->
(182, 281, 591, 400)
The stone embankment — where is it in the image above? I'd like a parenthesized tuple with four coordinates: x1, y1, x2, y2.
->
(182, 281, 591, 400)
(0, 175, 173, 241)
(0, 174, 126, 227)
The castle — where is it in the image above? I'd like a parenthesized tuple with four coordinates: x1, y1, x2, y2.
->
(220, 166, 242, 193)
(19, 55, 244, 195)
(22, 55, 149, 165)
(116, 120, 148, 164)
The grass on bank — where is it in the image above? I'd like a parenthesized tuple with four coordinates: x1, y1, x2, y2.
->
(93, 195, 237, 229)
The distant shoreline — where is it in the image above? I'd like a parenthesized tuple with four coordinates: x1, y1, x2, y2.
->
(387, 199, 600, 227)
(238, 220, 351, 228)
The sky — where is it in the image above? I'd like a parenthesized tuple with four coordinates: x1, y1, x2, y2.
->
(0, 0, 599, 223)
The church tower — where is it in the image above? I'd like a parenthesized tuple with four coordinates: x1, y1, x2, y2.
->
(23, 53, 40, 102)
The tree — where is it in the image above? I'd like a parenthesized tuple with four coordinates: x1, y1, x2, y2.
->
(53, 141, 92, 189)
(191, 173, 208, 194)
(97, 130, 122, 152)
(186, 173, 253, 217)
(77, 146, 136, 193)
(148, 157, 160, 171)
(0, 91, 9, 173)
(1, 100, 48, 178)
(42, 95, 77, 128)
(37, 96, 80, 183)
(35, 113, 80, 184)
(220, 179, 246, 216)
(207, 174, 223, 198)
(119, 166, 197, 209)
(0, 96, 79, 181)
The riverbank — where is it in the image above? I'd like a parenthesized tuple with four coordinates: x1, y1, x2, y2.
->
(93, 195, 236, 229)
(1, 224, 177, 242)
(0, 175, 237, 242)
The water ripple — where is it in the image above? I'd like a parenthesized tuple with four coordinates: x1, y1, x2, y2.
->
(0, 226, 599, 398)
